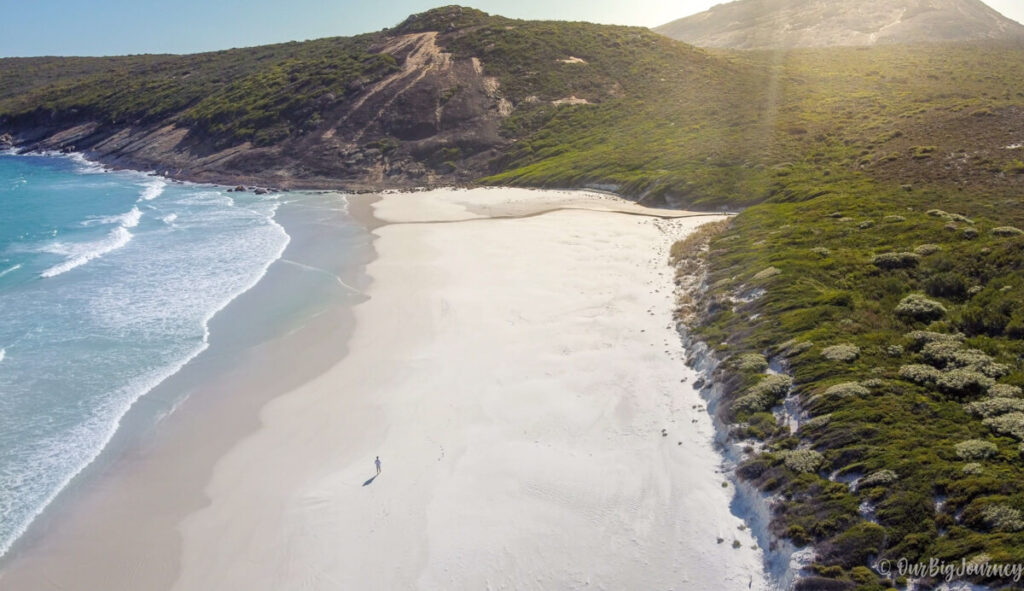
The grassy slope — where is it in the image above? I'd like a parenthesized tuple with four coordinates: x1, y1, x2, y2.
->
(666, 46, 1024, 591)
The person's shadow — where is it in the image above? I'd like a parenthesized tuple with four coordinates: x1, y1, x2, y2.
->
(362, 474, 378, 487)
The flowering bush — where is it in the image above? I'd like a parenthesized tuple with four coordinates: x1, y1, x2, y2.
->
(823, 382, 871, 400)
(895, 294, 947, 321)
(733, 353, 769, 373)
(936, 369, 995, 397)
(884, 215, 906, 223)
(962, 463, 984, 475)
(899, 364, 942, 385)
(859, 469, 898, 488)
(822, 344, 860, 362)
(966, 397, 1024, 418)
(778, 339, 814, 357)
(905, 330, 963, 349)
(783, 449, 824, 474)
(983, 412, 1024, 440)
(955, 439, 999, 460)
(802, 414, 831, 431)
(991, 226, 1023, 237)
(752, 267, 781, 281)
(811, 247, 831, 257)
(988, 384, 1023, 398)
(981, 504, 1024, 533)
(732, 374, 793, 415)
(914, 244, 941, 256)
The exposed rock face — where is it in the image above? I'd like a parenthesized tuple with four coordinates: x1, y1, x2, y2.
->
(655, 0, 1024, 49)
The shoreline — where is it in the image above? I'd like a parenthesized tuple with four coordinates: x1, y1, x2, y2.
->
(0, 185, 771, 590)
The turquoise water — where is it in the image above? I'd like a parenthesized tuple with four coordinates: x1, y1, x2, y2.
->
(0, 152, 290, 556)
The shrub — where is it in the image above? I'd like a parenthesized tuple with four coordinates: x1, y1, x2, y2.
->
(784, 449, 824, 473)
(733, 353, 769, 373)
(753, 266, 781, 281)
(906, 330, 964, 348)
(899, 364, 942, 385)
(914, 244, 941, 256)
(963, 228, 979, 240)
(884, 215, 906, 223)
(962, 463, 984, 475)
(823, 382, 871, 400)
(920, 340, 966, 367)
(966, 397, 1024, 418)
(895, 294, 947, 321)
(981, 504, 1024, 533)
(992, 226, 1023, 237)
(919, 342, 1006, 376)
(858, 221, 875, 230)
(925, 272, 969, 300)
(886, 345, 905, 357)
(811, 247, 831, 257)
(779, 339, 814, 357)
(873, 252, 920, 270)
(927, 209, 948, 218)
(859, 469, 898, 488)
(802, 414, 832, 431)
(936, 369, 996, 397)
(822, 344, 860, 362)
(983, 412, 1024, 440)
(955, 439, 999, 460)
(732, 374, 793, 415)
(988, 384, 1023, 398)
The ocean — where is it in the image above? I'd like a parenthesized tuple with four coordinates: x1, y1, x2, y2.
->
(0, 152, 291, 557)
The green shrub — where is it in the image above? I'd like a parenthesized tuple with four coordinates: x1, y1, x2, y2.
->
(886, 345, 904, 357)
(822, 344, 860, 362)
(732, 353, 769, 373)
(822, 382, 871, 400)
(732, 374, 793, 415)
(914, 244, 941, 256)
(955, 439, 999, 460)
(802, 414, 832, 431)
(905, 330, 963, 349)
(895, 294, 947, 321)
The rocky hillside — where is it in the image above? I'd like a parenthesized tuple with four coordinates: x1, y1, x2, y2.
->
(0, 6, 733, 193)
(655, 0, 1024, 49)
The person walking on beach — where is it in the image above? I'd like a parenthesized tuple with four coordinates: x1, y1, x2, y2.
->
(375, 456, 382, 475)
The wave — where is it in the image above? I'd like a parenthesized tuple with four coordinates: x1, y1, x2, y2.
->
(0, 348, 5, 363)
(161, 213, 178, 225)
(83, 206, 143, 229)
(39, 226, 134, 278)
(0, 264, 22, 279)
(65, 153, 106, 175)
(138, 179, 166, 201)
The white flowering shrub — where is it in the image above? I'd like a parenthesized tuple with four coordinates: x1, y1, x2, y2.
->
(899, 364, 942, 385)
(783, 449, 824, 474)
(914, 244, 941, 256)
(966, 397, 1024, 418)
(962, 463, 984, 475)
(859, 470, 898, 488)
(955, 439, 999, 460)
(823, 382, 871, 399)
(859, 221, 875, 230)
(778, 339, 814, 357)
(822, 344, 860, 362)
(886, 345, 905, 357)
(731, 374, 793, 415)
(988, 384, 1023, 398)
(983, 412, 1024, 440)
(873, 252, 920, 269)
(733, 353, 769, 373)
(884, 215, 906, 223)
(753, 267, 781, 281)
(981, 504, 1024, 533)
(936, 369, 996, 397)
(992, 226, 1023, 237)
(895, 294, 947, 321)
(811, 247, 831, 257)
(906, 331, 964, 348)
(802, 414, 832, 431)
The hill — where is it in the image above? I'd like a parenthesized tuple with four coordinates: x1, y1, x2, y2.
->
(655, 0, 1024, 49)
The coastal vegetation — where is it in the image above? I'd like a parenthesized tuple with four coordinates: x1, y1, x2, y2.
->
(3, 5, 1024, 587)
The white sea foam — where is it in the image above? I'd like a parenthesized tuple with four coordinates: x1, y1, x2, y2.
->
(162, 213, 178, 225)
(66, 153, 106, 174)
(83, 206, 143, 229)
(0, 348, 5, 363)
(138, 179, 166, 201)
(0, 264, 22, 279)
(39, 226, 134, 278)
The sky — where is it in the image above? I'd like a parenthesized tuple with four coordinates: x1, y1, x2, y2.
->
(1, 0, 1023, 57)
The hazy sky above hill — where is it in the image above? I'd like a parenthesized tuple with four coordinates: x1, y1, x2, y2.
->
(2, 0, 1023, 56)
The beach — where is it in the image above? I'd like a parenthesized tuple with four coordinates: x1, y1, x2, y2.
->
(0, 188, 767, 590)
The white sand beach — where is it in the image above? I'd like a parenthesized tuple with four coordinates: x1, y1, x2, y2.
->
(0, 188, 768, 590)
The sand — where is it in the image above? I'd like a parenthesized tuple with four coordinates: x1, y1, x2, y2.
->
(0, 188, 768, 590)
